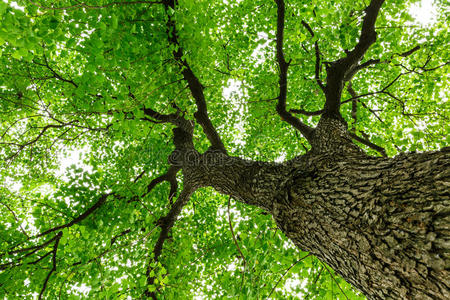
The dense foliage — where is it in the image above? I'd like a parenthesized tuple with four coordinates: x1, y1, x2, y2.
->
(0, 0, 448, 298)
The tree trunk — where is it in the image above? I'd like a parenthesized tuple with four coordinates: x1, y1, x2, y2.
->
(277, 149, 450, 299)
(180, 118, 450, 299)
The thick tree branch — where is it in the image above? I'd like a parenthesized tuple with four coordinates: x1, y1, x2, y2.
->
(275, 0, 314, 141)
(142, 106, 194, 138)
(162, 0, 226, 153)
(341, 0, 385, 70)
(138, 166, 180, 199)
(36, 193, 110, 238)
(323, 0, 385, 116)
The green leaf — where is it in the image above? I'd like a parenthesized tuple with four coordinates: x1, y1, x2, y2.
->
(111, 15, 118, 29)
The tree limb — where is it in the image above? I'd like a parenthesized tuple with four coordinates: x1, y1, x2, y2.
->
(144, 185, 193, 298)
(274, 0, 314, 141)
(324, 0, 385, 116)
(36, 193, 111, 238)
(137, 166, 180, 199)
(38, 231, 62, 300)
(349, 132, 387, 157)
(162, 0, 226, 153)
(341, 0, 385, 70)
(344, 45, 421, 82)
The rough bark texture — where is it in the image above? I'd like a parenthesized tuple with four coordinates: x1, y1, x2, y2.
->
(179, 119, 450, 300)
(282, 149, 450, 299)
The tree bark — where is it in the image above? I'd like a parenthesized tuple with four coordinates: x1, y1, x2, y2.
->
(180, 120, 450, 299)
(278, 149, 450, 299)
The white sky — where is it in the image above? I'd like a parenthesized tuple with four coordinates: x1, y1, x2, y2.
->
(409, 0, 438, 25)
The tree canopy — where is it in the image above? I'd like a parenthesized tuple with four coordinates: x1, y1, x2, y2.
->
(0, 0, 448, 299)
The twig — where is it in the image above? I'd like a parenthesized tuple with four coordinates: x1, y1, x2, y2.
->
(227, 196, 247, 298)
(321, 263, 349, 300)
(266, 253, 311, 298)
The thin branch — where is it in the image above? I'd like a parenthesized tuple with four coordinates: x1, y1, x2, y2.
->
(144, 185, 193, 298)
(266, 253, 311, 299)
(349, 132, 386, 157)
(38, 231, 62, 300)
(227, 196, 246, 297)
(274, 0, 314, 141)
(305, 266, 324, 299)
(29, 251, 53, 265)
(347, 83, 358, 133)
(301, 21, 325, 91)
(289, 108, 324, 116)
(346, 81, 384, 123)
(0, 235, 58, 270)
(2, 121, 78, 161)
(342, 69, 411, 105)
(0, 199, 29, 238)
(227, 197, 246, 265)
(4, 235, 58, 258)
(321, 263, 349, 300)
(34, 55, 78, 88)
(344, 45, 421, 81)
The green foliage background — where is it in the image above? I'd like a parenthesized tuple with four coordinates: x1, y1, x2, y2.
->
(0, 0, 448, 298)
